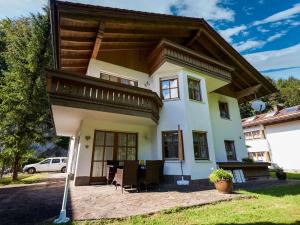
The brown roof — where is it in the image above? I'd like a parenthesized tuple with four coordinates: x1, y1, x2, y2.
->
(49, 0, 277, 102)
(242, 105, 300, 127)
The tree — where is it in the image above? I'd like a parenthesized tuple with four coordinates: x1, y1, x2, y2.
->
(239, 76, 300, 119)
(0, 9, 53, 180)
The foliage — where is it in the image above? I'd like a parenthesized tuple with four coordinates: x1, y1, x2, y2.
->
(0, 173, 46, 186)
(0, 9, 53, 180)
(55, 136, 70, 150)
(242, 157, 254, 163)
(208, 169, 233, 183)
(21, 156, 45, 168)
(240, 76, 300, 118)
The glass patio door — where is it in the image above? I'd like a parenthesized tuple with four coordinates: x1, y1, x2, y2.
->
(90, 131, 114, 182)
(90, 131, 137, 183)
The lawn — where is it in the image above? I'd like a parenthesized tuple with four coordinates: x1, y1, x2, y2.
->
(270, 171, 300, 180)
(64, 184, 300, 225)
(0, 173, 47, 186)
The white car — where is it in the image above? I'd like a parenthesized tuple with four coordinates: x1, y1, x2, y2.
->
(23, 157, 67, 174)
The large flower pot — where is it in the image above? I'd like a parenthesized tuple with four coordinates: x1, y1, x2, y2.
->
(214, 180, 233, 194)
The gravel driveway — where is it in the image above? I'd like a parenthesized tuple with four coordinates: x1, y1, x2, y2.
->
(0, 174, 66, 225)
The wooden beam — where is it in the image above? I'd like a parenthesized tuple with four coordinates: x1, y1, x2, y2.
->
(186, 29, 203, 47)
(236, 84, 262, 99)
(91, 22, 105, 59)
(193, 36, 253, 90)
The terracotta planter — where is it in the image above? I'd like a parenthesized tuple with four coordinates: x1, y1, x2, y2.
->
(214, 180, 233, 194)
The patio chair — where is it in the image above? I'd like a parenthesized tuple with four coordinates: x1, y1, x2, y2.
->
(139, 160, 164, 191)
(114, 160, 138, 193)
(106, 160, 119, 185)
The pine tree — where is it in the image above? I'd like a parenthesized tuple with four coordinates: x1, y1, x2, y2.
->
(0, 9, 53, 180)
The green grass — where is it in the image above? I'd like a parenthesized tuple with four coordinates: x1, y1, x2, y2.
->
(58, 184, 300, 225)
(0, 173, 47, 186)
(270, 171, 300, 180)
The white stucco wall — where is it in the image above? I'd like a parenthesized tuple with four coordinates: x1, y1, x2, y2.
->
(208, 93, 248, 162)
(245, 139, 270, 153)
(265, 120, 300, 171)
(70, 59, 247, 181)
(74, 117, 156, 178)
(86, 59, 151, 89)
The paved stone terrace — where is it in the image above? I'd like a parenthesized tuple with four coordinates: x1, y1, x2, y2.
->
(68, 184, 243, 220)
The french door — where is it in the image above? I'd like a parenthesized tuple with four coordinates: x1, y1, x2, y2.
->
(90, 130, 137, 183)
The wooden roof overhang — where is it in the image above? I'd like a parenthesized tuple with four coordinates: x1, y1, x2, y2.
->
(49, 0, 277, 102)
(148, 39, 233, 82)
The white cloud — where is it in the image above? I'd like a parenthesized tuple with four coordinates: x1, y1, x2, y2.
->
(218, 25, 246, 43)
(233, 40, 265, 52)
(0, 0, 235, 22)
(164, 0, 235, 21)
(257, 26, 270, 33)
(233, 31, 287, 52)
(253, 3, 300, 26)
(244, 44, 300, 72)
(266, 31, 287, 42)
(290, 21, 300, 26)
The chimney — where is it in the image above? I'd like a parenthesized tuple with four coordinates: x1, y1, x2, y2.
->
(273, 104, 284, 112)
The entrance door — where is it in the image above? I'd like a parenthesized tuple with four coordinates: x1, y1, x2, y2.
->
(90, 131, 137, 183)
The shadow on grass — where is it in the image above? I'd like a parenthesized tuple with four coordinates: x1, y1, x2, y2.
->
(217, 222, 300, 225)
(243, 183, 300, 197)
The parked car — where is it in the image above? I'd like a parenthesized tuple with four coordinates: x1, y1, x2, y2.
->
(23, 157, 67, 174)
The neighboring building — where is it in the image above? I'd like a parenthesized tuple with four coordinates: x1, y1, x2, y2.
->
(242, 105, 300, 172)
(47, 0, 276, 186)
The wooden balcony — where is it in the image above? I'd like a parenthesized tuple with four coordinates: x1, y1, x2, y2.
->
(45, 70, 163, 123)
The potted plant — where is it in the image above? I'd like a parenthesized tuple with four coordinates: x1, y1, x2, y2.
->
(209, 169, 233, 194)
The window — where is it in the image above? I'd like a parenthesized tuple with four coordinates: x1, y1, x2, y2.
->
(52, 159, 60, 164)
(219, 102, 230, 119)
(244, 132, 252, 140)
(160, 78, 179, 100)
(188, 78, 202, 101)
(40, 159, 51, 164)
(244, 130, 262, 140)
(252, 130, 260, 139)
(100, 72, 138, 87)
(224, 140, 237, 160)
(162, 131, 179, 159)
(193, 132, 209, 160)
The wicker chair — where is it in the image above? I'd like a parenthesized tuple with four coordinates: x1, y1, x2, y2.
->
(114, 160, 138, 193)
(106, 160, 119, 185)
(139, 160, 164, 191)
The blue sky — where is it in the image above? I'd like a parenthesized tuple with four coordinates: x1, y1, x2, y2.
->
(0, 0, 300, 80)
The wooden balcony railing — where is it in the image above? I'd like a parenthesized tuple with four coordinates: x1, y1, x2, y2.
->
(45, 70, 163, 123)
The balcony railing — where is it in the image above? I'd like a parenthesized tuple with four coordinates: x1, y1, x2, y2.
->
(45, 70, 163, 123)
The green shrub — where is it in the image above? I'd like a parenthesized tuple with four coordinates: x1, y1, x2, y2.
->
(209, 169, 233, 183)
(242, 157, 254, 163)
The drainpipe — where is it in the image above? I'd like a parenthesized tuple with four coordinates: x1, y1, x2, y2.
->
(53, 137, 73, 224)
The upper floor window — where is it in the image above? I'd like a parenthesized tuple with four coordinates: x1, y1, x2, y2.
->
(188, 78, 202, 101)
(219, 102, 230, 119)
(162, 131, 179, 160)
(244, 130, 262, 140)
(224, 140, 237, 161)
(160, 78, 179, 100)
(193, 131, 209, 160)
(100, 72, 138, 87)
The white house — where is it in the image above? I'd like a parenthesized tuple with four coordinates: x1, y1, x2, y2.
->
(242, 105, 300, 172)
(47, 0, 276, 186)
